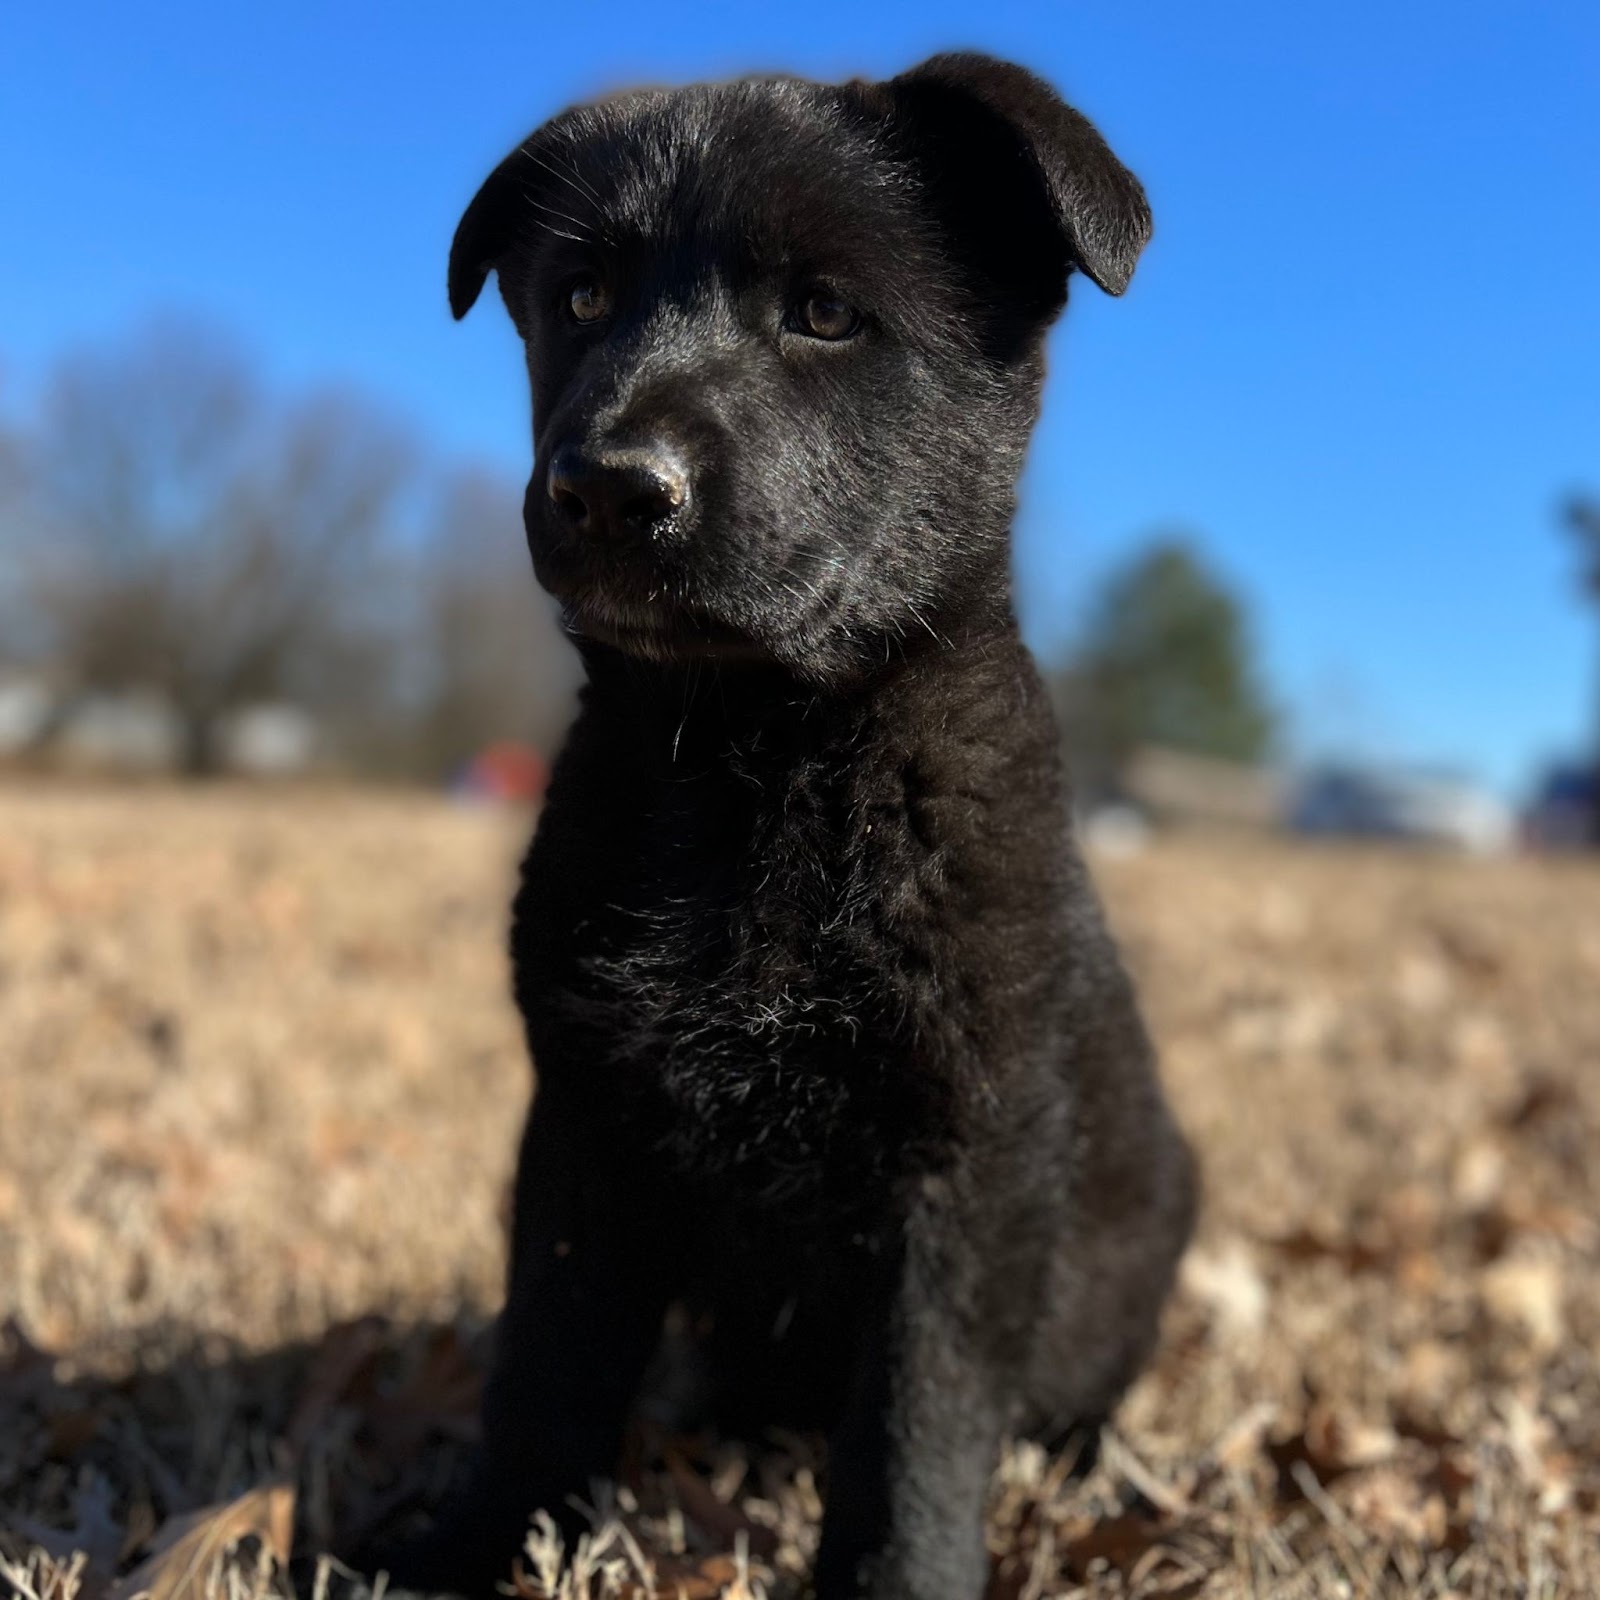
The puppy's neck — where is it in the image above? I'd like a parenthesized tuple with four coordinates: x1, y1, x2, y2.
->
(575, 607, 1031, 774)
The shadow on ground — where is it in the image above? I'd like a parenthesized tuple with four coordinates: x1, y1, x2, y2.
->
(0, 1313, 491, 1586)
(0, 1312, 839, 1600)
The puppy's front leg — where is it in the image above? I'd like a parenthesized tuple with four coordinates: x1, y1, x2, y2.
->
(815, 1179, 1009, 1600)
(370, 1085, 678, 1597)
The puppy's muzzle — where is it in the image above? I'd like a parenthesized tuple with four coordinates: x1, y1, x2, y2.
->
(547, 441, 689, 541)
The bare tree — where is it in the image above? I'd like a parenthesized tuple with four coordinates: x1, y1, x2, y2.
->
(0, 366, 39, 666)
(16, 321, 412, 772)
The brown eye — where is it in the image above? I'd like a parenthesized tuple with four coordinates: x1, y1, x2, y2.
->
(794, 293, 860, 341)
(567, 278, 609, 324)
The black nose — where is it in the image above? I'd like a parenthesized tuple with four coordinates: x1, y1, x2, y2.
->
(546, 442, 689, 538)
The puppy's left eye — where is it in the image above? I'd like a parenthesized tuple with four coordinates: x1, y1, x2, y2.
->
(792, 293, 861, 341)
(567, 277, 610, 324)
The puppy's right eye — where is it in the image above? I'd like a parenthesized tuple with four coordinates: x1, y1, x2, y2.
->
(567, 278, 610, 324)
(791, 293, 861, 341)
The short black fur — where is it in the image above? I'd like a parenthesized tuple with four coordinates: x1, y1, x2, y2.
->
(372, 52, 1195, 1600)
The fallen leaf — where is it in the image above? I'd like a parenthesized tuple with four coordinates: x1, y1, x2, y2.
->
(1305, 1400, 1400, 1473)
(1499, 1392, 1573, 1511)
(1451, 1134, 1506, 1210)
(46, 1406, 105, 1458)
(1181, 1239, 1268, 1341)
(1481, 1254, 1564, 1353)
(1099, 1432, 1191, 1516)
(362, 1325, 482, 1462)
(1503, 1076, 1577, 1131)
(285, 1314, 388, 1457)
(0, 1315, 59, 1400)
(105, 1481, 295, 1600)
(1343, 1467, 1448, 1546)
(1209, 1400, 1279, 1471)
(1267, 1227, 1390, 1274)
(1059, 1512, 1165, 1580)
(5, 1473, 125, 1591)
(664, 1448, 779, 1559)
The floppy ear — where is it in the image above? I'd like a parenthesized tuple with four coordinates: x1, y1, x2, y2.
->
(890, 52, 1151, 321)
(448, 144, 527, 319)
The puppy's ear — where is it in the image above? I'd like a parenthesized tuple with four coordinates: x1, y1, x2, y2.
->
(890, 52, 1151, 322)
(450, 120, 586, 320)
(448, 144, 527, 320)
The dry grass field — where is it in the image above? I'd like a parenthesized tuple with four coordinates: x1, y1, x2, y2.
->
(2, 783, 1598, 1599)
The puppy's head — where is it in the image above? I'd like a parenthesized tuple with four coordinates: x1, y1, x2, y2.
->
(451, 53, 1149, 685)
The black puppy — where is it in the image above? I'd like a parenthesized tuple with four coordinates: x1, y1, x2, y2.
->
(382, 52, 1195, 1600)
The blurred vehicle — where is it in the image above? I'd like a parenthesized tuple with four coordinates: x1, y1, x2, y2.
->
(1289, 764, 1513, 854)
(1522, 763, 1597, 849)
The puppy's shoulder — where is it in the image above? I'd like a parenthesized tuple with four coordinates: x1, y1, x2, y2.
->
(851, 630, 1065, 860)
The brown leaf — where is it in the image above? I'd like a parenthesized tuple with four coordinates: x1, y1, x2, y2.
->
(0, 1315, 59, 1400)
(46, 1405, 106, 1458)
(362, 1325, 482, 1462)
(1267, 1226, 1391, 1274)
(658, 1552, 745, 1599)
(664, 1448, 779, 1559)
(105, 1482, 295, 1600)
(1100, 1431, 1192, 1516)
(6, 1474, 125, 1593)
(1059, 1511, 1165, 1580)
(1343, 1468, 1449, 1546)
(511, 1547, 748, 1600)
(285, 1314, 388, 1457)
(1305, 1400, 1400, 1474)
(1480, 1254, 1565, 1353)
(1503, 1075, 1576, 1130)
(1180, 1239, 1267, 1341)
(1209, 1400, 1279, 1470)
(1428, 919, 1504, 981)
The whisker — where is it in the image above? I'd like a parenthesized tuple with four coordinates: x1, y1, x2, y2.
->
(530, 219, 586, 245)
(520, 149, 614, 242)
(523, 145, 607, 209)
(520, 189, 594, 237)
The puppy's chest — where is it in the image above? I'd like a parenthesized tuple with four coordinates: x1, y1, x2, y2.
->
(519, 766, 945, 1193)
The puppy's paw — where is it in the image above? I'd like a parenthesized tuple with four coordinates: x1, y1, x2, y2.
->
(346, 1503, 528, 1600)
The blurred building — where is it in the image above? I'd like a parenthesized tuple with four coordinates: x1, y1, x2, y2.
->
(0, 673, 319, 778)
(1120, 745, 1285, 830)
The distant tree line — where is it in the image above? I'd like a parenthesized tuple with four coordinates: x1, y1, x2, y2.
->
(0, 320, 579, 777)
(0, 319, 1278, 789)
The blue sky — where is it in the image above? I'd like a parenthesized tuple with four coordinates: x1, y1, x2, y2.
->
(3, 2, 1596, 793)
